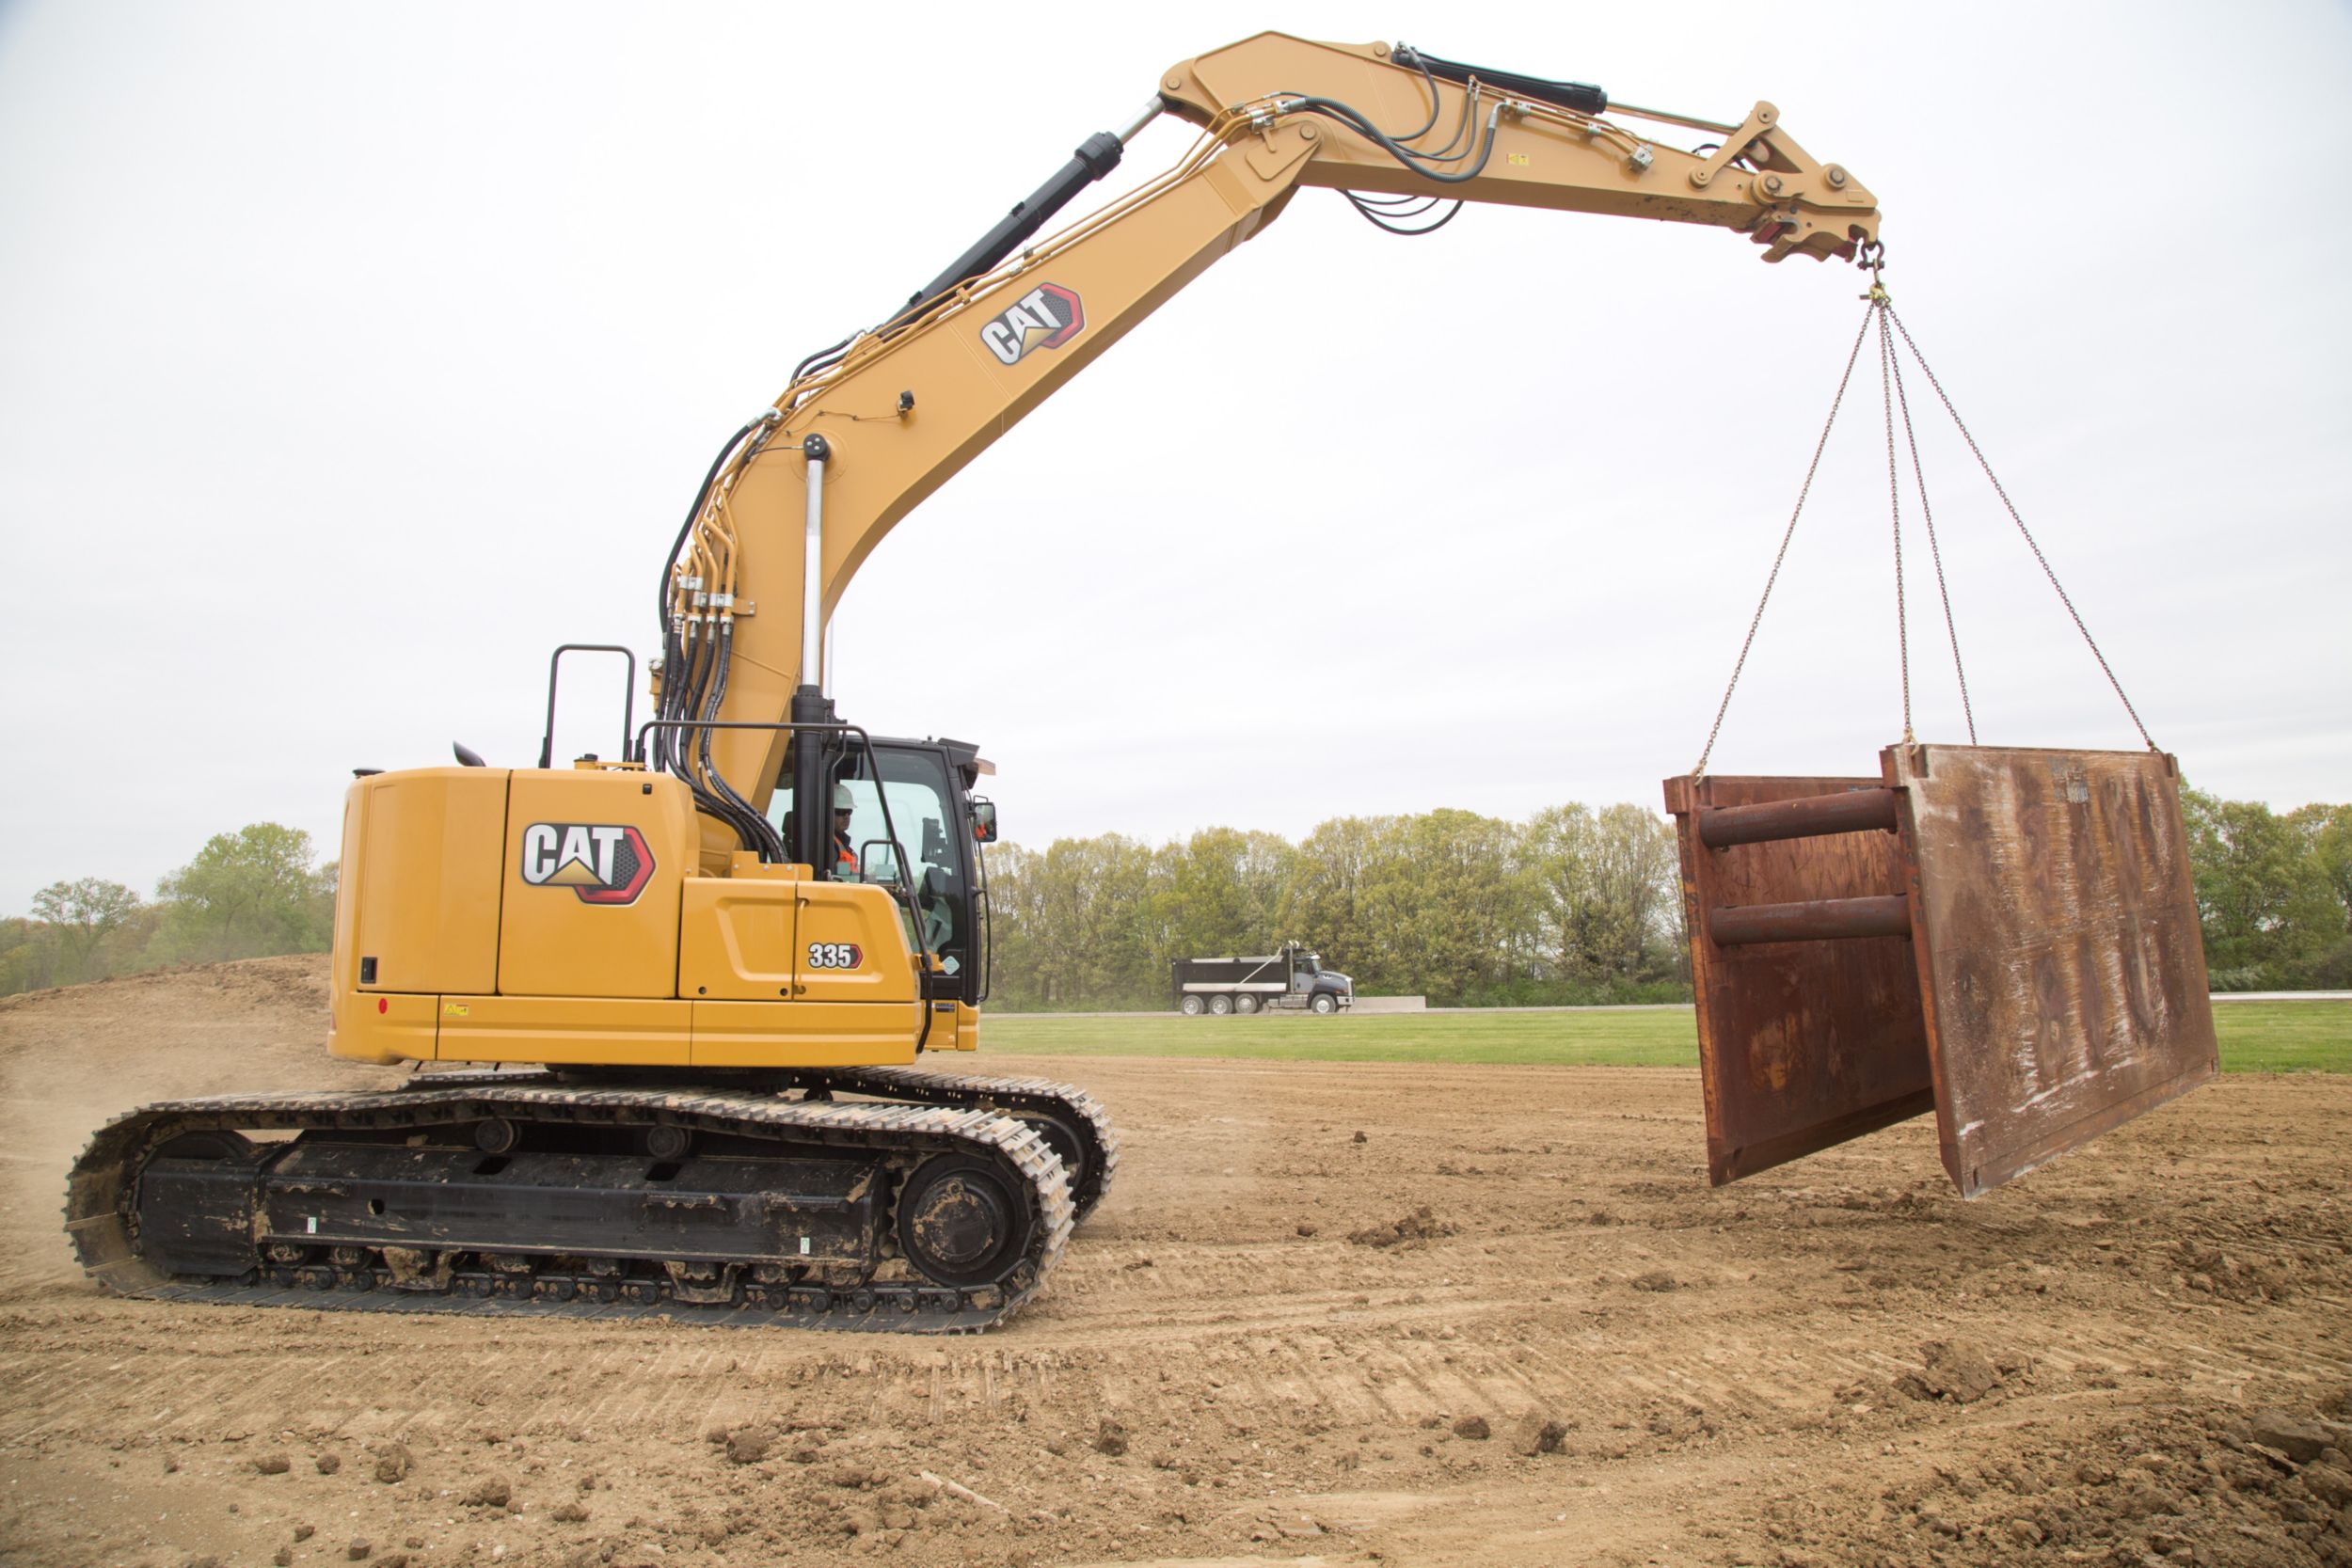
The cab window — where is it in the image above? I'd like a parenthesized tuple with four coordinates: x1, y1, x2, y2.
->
(839, 748, 969, 977)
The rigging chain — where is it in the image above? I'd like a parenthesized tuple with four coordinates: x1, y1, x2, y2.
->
(1886, 309, 1978, 744)
(1690, 299, 1876, 777)
(1875, 284, 1914, 744)
(1695, 256, 2156, 777)
(1884, 304, 2157, 752)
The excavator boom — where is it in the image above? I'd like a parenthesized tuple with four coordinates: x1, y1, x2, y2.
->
(659, 35, 1881, 863)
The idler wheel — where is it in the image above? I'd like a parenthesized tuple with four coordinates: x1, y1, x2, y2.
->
(895, 1155, 1034, 1290)
(1012, 1109, 1087, 1197)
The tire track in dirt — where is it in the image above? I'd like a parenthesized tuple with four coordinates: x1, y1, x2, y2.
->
(3, 960, 2347, 1568)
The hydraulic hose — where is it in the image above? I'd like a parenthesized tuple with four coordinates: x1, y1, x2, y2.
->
(1282, 93, 1506, 184)
(656, 419, 763, 637)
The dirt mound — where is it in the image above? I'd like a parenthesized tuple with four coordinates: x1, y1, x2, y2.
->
(0, 961, 2347, 1567)
(1895, 1339, 2025, 1405)
(1805, 1391, 2352, 1564)
(0, 952, 388, 1299)
(1346, 1205, 1458, 1247)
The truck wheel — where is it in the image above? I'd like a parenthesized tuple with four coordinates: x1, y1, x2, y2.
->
(1311, 992, 1339, 1016)
(1180, 995, 1204, 1017)
(1234, 994, 1259, 1015)
(1208, 994, 1233, 1017)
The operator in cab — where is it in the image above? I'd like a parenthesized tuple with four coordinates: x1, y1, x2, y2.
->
(832, 785, 859, 879)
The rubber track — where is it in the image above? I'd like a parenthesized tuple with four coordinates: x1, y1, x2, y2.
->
(412, 1064, 1121, 1222)
(808, 1065, 1119, 1222)
(64, 1083, 1073, 1335)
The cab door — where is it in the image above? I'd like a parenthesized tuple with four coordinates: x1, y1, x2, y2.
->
(792, 879, 914, 1004)
(827, 744, 979, 994)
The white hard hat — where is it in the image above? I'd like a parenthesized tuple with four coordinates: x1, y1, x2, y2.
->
(833, 784, 854, 811)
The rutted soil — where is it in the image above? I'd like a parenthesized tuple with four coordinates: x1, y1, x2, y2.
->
(2, 957, 2348, 1567)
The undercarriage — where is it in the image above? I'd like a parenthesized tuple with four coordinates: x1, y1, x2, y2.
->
(66, 1065, 1117, 1334)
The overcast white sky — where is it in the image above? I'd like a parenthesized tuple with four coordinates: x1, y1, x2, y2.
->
(3, 1, 2347, 911)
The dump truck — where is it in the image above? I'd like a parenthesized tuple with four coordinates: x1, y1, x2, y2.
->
(1175, 944, 1353, 1016)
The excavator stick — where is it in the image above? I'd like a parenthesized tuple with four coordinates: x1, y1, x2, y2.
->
(1663, 744, 2217, 1197)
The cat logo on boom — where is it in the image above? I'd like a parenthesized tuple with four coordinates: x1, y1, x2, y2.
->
(519, 822, 657, 906)
(978, 283, 1085, 367)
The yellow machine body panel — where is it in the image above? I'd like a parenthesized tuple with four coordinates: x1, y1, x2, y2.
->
(678, 863, 802, 1001)
(327, 766, 935, 1069)
(328, 990, 438, 1066)
(678, 868, 924, 1067)
(345, 768, 508, 994)
(329, 768, 507, 1065)
(793, 881, 920, 1006)
(496, 770, 700, 1000)
(937, 1001, 980, 1053)
(691, 1002, 914, 1069)
(437, 995, 692, 1067)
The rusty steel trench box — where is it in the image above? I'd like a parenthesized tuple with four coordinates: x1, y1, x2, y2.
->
(1663, 744, 2216, 1197)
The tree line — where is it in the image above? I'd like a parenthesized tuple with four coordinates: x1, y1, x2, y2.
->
(982, 802, 1691, 1011)
(4, 784, 2344, 1006)
(978, 784, 2352, 1011)
(1, 825, 335, 996)
(2183, 790, 2351, 991)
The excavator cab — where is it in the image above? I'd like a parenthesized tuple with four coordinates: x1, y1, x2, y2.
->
(768, 732, 994, 1005)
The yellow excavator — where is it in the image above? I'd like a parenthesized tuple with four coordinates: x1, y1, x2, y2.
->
(68, 35, 2192, 1334)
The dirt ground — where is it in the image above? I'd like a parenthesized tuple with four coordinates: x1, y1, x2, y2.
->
(2, 958, 2348, 1568)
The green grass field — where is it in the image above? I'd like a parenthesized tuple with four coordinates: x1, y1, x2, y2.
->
(983, 1001, 2351, 1073)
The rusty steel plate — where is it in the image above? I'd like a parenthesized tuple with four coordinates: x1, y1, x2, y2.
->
(1663, 774, 1934, 1186)
(1889, 743, 2216, 1197)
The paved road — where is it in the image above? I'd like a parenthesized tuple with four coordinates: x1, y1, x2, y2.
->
(995, 991, 2350, 1020)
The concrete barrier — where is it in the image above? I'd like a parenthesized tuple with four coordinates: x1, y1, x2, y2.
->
(2209, 990, 2352, 1003)
(1348, 995, 1427, 1015)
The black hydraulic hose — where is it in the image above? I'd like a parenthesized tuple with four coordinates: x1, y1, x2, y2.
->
(1345, 191, 1466, 236)
(655, 419, 763, 638)
(1390, 43, 1446, 144)
(696, 623, 785, 860)
(663, 617, 710, 778)
(1364, 55, 1474, 162)
(654, 613, 762, 847)
(685, 632, 746, 842)
(791, 335, 856, 385)
(670, 624, 703, 779)
(651, 615, 685, 770)
(1284, 94, 1506, 184)
(1411, 85, 1477, 162)
(671, 624, 731, 817)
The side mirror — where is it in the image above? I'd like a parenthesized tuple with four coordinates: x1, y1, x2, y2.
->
(970, 799, 998, 845)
